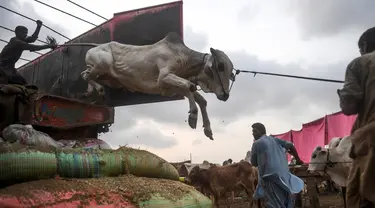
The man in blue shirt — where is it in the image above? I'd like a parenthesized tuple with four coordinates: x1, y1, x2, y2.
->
(251, 122, 304, 208)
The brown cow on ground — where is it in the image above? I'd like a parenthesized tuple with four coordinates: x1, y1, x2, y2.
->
(186, 161, 260, 208)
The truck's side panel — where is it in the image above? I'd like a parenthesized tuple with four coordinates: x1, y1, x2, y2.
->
(18, 1, 184, 107)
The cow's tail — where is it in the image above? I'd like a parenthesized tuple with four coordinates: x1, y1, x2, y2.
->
(58, 43, 100, 47)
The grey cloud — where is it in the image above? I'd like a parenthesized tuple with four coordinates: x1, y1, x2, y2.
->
(102, 123, 178, 149)
(0, 0, 72, 66)
(184, 25, 209, 51)
(237, 4, 260, 24)
(192, 138, 202, 146)
(287, 0, 375, 39)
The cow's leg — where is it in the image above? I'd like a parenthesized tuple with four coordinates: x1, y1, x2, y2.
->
(157, 70, 198, 129)
(193, 91, 213, 140)
(81, 67, 105, 97)
(243, 188, 254, 208)
(222, 192, 230, 208)
(81, 69, 95, 97)
(342, 187, 347, 208)
(212, 193, 220, 208)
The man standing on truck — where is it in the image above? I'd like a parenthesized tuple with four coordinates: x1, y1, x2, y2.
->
(0, 20, 57, 85)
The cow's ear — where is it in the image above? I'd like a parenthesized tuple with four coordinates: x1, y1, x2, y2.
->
(210, 47, 217, 56)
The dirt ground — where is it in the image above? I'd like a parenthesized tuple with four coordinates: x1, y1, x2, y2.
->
(214, 193, 345, 208)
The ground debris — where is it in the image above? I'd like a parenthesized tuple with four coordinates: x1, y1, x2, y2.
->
(0, 174, 194, 204)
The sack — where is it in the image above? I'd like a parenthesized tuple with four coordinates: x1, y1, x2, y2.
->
(2, 124, 59, 148)
(0, 151, 57, 181)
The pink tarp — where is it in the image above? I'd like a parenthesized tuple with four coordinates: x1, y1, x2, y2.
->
(295, 118, 326, 162)
(272, 111, 356, 162)
(326, 112, 357, 143)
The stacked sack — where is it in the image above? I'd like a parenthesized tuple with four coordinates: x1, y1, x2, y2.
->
(0, 124, 212, 208)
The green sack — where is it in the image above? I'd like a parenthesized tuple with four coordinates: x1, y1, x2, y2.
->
(0, 151, 57, 181)
(0, 144, 179, 181)
(57, 149, 124, 178)
(116, 147, 179, 180)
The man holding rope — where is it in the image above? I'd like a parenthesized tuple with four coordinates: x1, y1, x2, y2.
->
(250, 122, 304, 208)
(338, 27, 375, 207)
(0, 20, 56, 85)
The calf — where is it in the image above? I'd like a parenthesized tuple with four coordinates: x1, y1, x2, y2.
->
(308, 136, 353, 208)
(61, 32, 235, 141)
(186, 161, 258, 208)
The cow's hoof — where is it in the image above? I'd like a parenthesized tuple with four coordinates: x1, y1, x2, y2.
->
(189, 83, 197, 92)
(80, 92, 90, 98)
(204, 128, 213, 140)
(188, 113, 198, 129)
(98, 92, 105, 98)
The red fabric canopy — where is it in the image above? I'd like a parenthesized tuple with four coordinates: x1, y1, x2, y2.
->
(326, 112, 357, 143)
(294, 117, 326, 162)
(272, 111, 356, 162)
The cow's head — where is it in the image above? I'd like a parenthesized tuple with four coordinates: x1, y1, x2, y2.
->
(198, 48, 234, 101)
(186, 166, 207, 186)
(308, 146, 328, 174)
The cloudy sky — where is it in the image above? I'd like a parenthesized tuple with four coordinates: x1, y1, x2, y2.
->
(1, 0, 374, 164)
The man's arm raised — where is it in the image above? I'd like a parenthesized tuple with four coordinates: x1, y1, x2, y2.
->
(25, 20, 43, 43)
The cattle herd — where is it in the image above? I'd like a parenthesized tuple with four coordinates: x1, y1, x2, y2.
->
(170, 136, 353, 208)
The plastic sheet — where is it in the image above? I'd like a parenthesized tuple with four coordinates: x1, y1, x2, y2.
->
(2, 124, 59, 148)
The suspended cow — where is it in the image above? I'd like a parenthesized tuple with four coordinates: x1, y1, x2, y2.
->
(59, 32, 235, 140)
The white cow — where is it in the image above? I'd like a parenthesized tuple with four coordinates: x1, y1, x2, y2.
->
(62, 32, 235, 140)
(308, 136, 352, 187)
(308, 136, 353, 208)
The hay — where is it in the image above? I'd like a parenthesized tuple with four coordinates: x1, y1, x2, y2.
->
(82, 175, 193, 202)
(0, 175, 195, 204)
